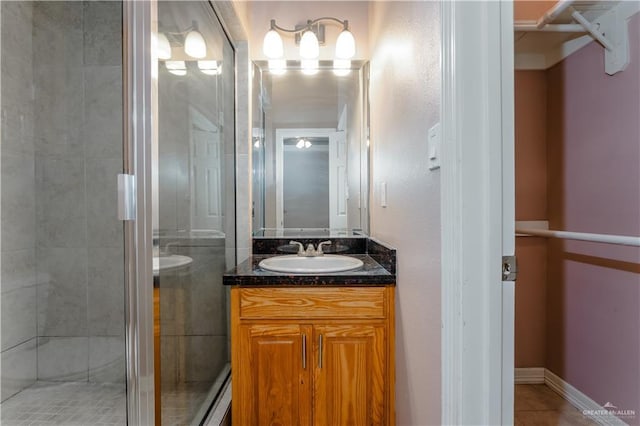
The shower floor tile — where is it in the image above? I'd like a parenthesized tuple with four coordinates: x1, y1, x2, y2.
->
(1, 381, 126, 426)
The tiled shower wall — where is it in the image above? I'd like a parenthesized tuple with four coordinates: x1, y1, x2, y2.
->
(1, 1, 124, 402)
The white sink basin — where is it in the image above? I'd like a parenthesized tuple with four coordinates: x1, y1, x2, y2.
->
(259, 255, 364, 274)
(153, 255, 193, 276)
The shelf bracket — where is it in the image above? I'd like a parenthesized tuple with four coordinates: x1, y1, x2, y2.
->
(592, 7, 630, 75)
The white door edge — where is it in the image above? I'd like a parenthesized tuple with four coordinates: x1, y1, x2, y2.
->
(440, 1, 515, 424)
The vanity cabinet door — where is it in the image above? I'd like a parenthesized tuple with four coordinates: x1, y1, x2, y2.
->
(235, 323, 312, 426)
(313, 324, 387, 426)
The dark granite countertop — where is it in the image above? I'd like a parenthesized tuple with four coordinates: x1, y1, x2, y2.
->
(223, 254, 395, 286)
(224, 237, 396, 286)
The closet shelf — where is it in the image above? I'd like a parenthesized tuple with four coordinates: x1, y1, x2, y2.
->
(514, 0, 637, 74)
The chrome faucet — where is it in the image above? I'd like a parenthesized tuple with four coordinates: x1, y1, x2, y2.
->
(289, 240, 332, 257)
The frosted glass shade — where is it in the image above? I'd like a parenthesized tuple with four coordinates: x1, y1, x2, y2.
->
(263, 29, 284, 58)
(299, 30, 319, 59)
(335, 29, 356, 59)
(156, 33, 171, 60)
(184, 30, 207, 58)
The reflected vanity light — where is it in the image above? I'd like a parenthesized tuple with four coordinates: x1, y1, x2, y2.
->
(262, 17, 356, 74)
(198, 60, 220, 75)
(301, 59, 319, 76)
(184, 29, 207, 58)
(165, 60, 187, 76)
(333, 59, 351, 76)
(268, 59, 287, 75)
(157, 21, 207, 61)
(155, 33, 172, 60)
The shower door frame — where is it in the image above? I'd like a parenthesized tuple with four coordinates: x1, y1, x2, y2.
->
(123, 1, 156, 424)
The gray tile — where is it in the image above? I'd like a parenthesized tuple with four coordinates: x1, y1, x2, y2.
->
(83, 66, 123, 159)
(1, 103, 35, 156)
(1, 286, 37, 351)
(36, 337, 88, 382)
(160, 335, 177, 385)
(87, 247, 124, 336)
(183, 335, 228, 383)
(83, 1, 123, 66)
(32, 2, 83, 67)
(33, 66, 84, 158)
(1, 249, 36, 293)
(35, 157, 87, 248)
(1, 2, 33, 58)
(85, 159, 124, 248)
(89, 337, 125, 383)
(37, 248, 88, 337)
(1, 338, 36, 402)
(1, 153, 36, 250)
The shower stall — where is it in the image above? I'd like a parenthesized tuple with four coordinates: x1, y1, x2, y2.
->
(0, 1, 235, 424)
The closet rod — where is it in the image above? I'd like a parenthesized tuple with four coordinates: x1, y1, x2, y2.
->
(515, 228, 640, 247)
(536, 0, 575, 29)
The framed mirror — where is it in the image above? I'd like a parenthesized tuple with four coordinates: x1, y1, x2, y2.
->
(251, 60, 370, 237)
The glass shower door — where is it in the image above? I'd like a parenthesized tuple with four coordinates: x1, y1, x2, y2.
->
(1, 1, 128, 424)
(154, 2, 235, 424)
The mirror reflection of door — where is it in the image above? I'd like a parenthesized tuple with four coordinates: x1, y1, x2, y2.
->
(283, 137, 329, 227)
(190, 108, 222, 230)
(276, 128, 348, 229)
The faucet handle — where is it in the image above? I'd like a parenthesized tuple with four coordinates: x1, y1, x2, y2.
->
(289, 241, 305, 256)
(316, 241, 332, 255)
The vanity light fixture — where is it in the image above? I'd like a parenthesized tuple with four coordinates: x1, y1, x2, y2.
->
(155, 33, 172, 60)
(184, 27, 207, 58)
(263, 17, 356, 75)
(157, 21, 207, 62)
(296, 139, 312, 149)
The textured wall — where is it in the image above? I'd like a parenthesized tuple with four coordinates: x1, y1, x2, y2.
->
(514, 71, 548, 368)
(546, 12, 640, 423)
(1, 1, 37, 402)
(369, 2, 441, 423)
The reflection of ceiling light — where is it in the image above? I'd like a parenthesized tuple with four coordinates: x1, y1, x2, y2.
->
(198, 60, 220, 75)
(156, 33, 172, 60)
(299, 30, 319, 59)
(254, 140, 261, 148)
(185, 29, 207, 58)
(301, 59, 318, 75)
(165, 60, 187, 76)
(335, 25, 356, 59)
(296, 139, 312, 149)
(333, 59, 351, 76)
(268, 59, 287, 75)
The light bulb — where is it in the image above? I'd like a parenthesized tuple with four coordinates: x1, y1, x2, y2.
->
(156, 33, 171, 60)
(165, 61, 187, 76)
(301, 59, 318, 76)
(296, 139, 305, 149)
(268, 59, 287, 75)
(263, 29, 284, 58)
(335, 29, 356, 59)
(198, 60, 219, 75)
(299, 30, 319, 59)
(184, 30, 207, 58)
(304, 140, 312, 148)
(333, 59, 351, 76)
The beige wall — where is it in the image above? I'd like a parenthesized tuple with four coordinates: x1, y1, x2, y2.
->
(514, 71, 548, 368)
(369, 2, 441, 423)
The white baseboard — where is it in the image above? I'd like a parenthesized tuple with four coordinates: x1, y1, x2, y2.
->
(514, 367, 545, 384)
(543, 369, 629, 426)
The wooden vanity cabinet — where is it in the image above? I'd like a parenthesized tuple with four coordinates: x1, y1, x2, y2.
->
(231, 286, 395, 426)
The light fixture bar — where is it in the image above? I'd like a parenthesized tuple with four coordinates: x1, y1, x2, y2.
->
(270, 17, 348, 34)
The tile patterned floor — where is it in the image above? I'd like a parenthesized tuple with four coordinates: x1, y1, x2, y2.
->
(161, 381, 213, 426)
(0, 381, 126, 426)
(515, 384, 598, 426)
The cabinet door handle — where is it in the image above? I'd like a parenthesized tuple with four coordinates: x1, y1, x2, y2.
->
(318, 334, 323, 368)
(302, 334, 307, 369)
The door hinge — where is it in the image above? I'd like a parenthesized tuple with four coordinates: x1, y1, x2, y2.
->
(502, 255, 517, 282)
(117, 174, 136, 221)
